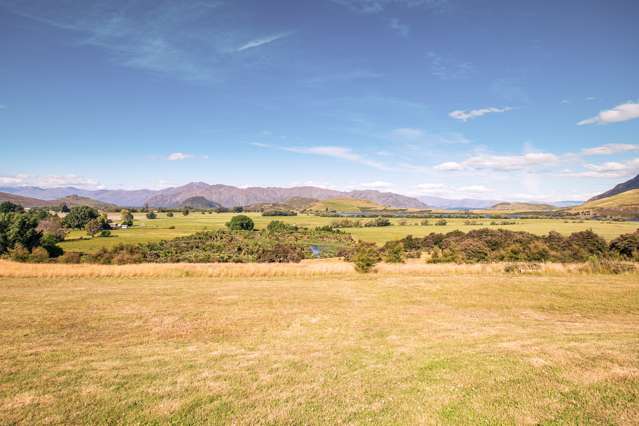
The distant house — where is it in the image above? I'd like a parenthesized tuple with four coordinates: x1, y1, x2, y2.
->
(121, 224, 128, 229)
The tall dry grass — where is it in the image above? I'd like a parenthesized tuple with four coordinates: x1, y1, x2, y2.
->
(0, 259, 617, 279)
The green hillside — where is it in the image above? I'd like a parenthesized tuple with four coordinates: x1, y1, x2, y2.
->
(309, 197, 386, 212)
(572, 189, 639, 217)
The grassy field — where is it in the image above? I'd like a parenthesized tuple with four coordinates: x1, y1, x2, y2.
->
(59, 212, 639, 252)
(1, 267, 638, 424)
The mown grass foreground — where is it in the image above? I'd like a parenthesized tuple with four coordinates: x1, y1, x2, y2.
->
(1, 271, 638, 424)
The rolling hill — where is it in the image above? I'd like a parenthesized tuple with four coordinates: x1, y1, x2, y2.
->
(179, 196, 222, 209)
(572, 189, 639, 217)
(0, 191, 52, 208)
(0, 192, 117, 210)
(308, 197, 387, 212)
(490, 202, 557, 212)
(589, 174, 639, 201)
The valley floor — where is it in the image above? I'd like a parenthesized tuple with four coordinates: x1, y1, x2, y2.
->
(1, 270, 638, 424)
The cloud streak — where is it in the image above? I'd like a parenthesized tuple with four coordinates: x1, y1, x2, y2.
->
(435, 153, 559, 172)
(0, 173, 100, 188)
(578, 102, 639, 125)
(582, 144, 639, 156)
(449, 107, 513, 122)
(237, 32, 293, 52)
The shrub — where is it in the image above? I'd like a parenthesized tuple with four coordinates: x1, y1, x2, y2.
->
(435, 219, 448, 226)
(262, 210, 297, 217)
(609, 230, 639, 260)
(420, 219, 429, 226)
(63, 206, 99, 229)
(0, 201, 24, 213)
(29, 247, 50, 263)
(382, 243, 404, 263)
(266, 221, 297, 233)
(99, 230, 111, 237)
(40, 233, 63, 257)
(166, 212, 174, 217)
(58, 251, 82, 264)
(146, 211, 157, 219)
(8, 243, 30, 262)
(226, 215, 255, 231)
(364, 217, 391, 227)
(350, 242, 381, 273)
(182, 208, 190, 216)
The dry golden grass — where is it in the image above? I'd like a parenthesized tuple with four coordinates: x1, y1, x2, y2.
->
(2, 262, 639, 424)
(0, 259, 600, 278)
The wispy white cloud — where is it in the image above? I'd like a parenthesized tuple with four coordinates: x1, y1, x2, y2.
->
(413, 183, 494, 198)
(562, 158, 639, 178)
(0, 173, 101, 188)
(284, 146, 390, 170)
(236, 32, 293, 52)
(388, 18, 409, 36)
(303, 70, 383, 86)
(331, 0, 447, 14)
(356, 181, 394, 189)
(578, 102, 639, 125)
(252, 142, 390, 170)
(582, 144, 639, 156)
(449, 106, 512, 122)
(427, 51, 473, 80)
(435, 152, 559, 172)
(389, 128, 470, 144)
(2, 1, 292, 83)
(167, 152, 193, 161)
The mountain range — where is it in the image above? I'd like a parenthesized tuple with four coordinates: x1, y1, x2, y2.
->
(0, 182, 427, 209)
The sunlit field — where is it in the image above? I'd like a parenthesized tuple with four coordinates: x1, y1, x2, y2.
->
(1, 269, 638, 424)
(58, 212, 639, 252)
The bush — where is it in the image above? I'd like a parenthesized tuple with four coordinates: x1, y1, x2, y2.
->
(40, 233, 63, 257)
(262, 210, 297, 217)
(435, 219, 448, 226)
(350, 242, 381, 273)
(182, 208, 190, 216)
(609, 230, 639, 260)
(146, 211, 157, 219)
(7, 243, 30, 262)
(166, 212, 174, 217)
(29, 247, 50, 263)
(99, 230, 112, 237)
(364, 217, 391, 227)
(382, 243, 404, 263)
(58, 251, 82, 264)
(0, 201, 24, 213)
(266, 221, 298, 233)
(63, 206, 99, 229)
(226, 215, 255, 231)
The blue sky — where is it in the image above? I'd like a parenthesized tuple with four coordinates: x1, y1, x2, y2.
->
(1, 0, 638, 201)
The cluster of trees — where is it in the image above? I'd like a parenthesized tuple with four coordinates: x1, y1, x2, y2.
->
(329, 217, 392, 228)
(0, 201, 64, 261)
(68, 219, 355, 264)
(262, 210, 298, 217)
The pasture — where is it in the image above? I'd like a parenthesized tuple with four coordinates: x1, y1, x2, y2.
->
(59, 212, 639, 252)
(1, 264, 638, 424)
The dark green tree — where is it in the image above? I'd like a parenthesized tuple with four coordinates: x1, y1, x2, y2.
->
(62, 206, 99, 229)
(0, 201, 24, 213)
(226, 215, 255, 231)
